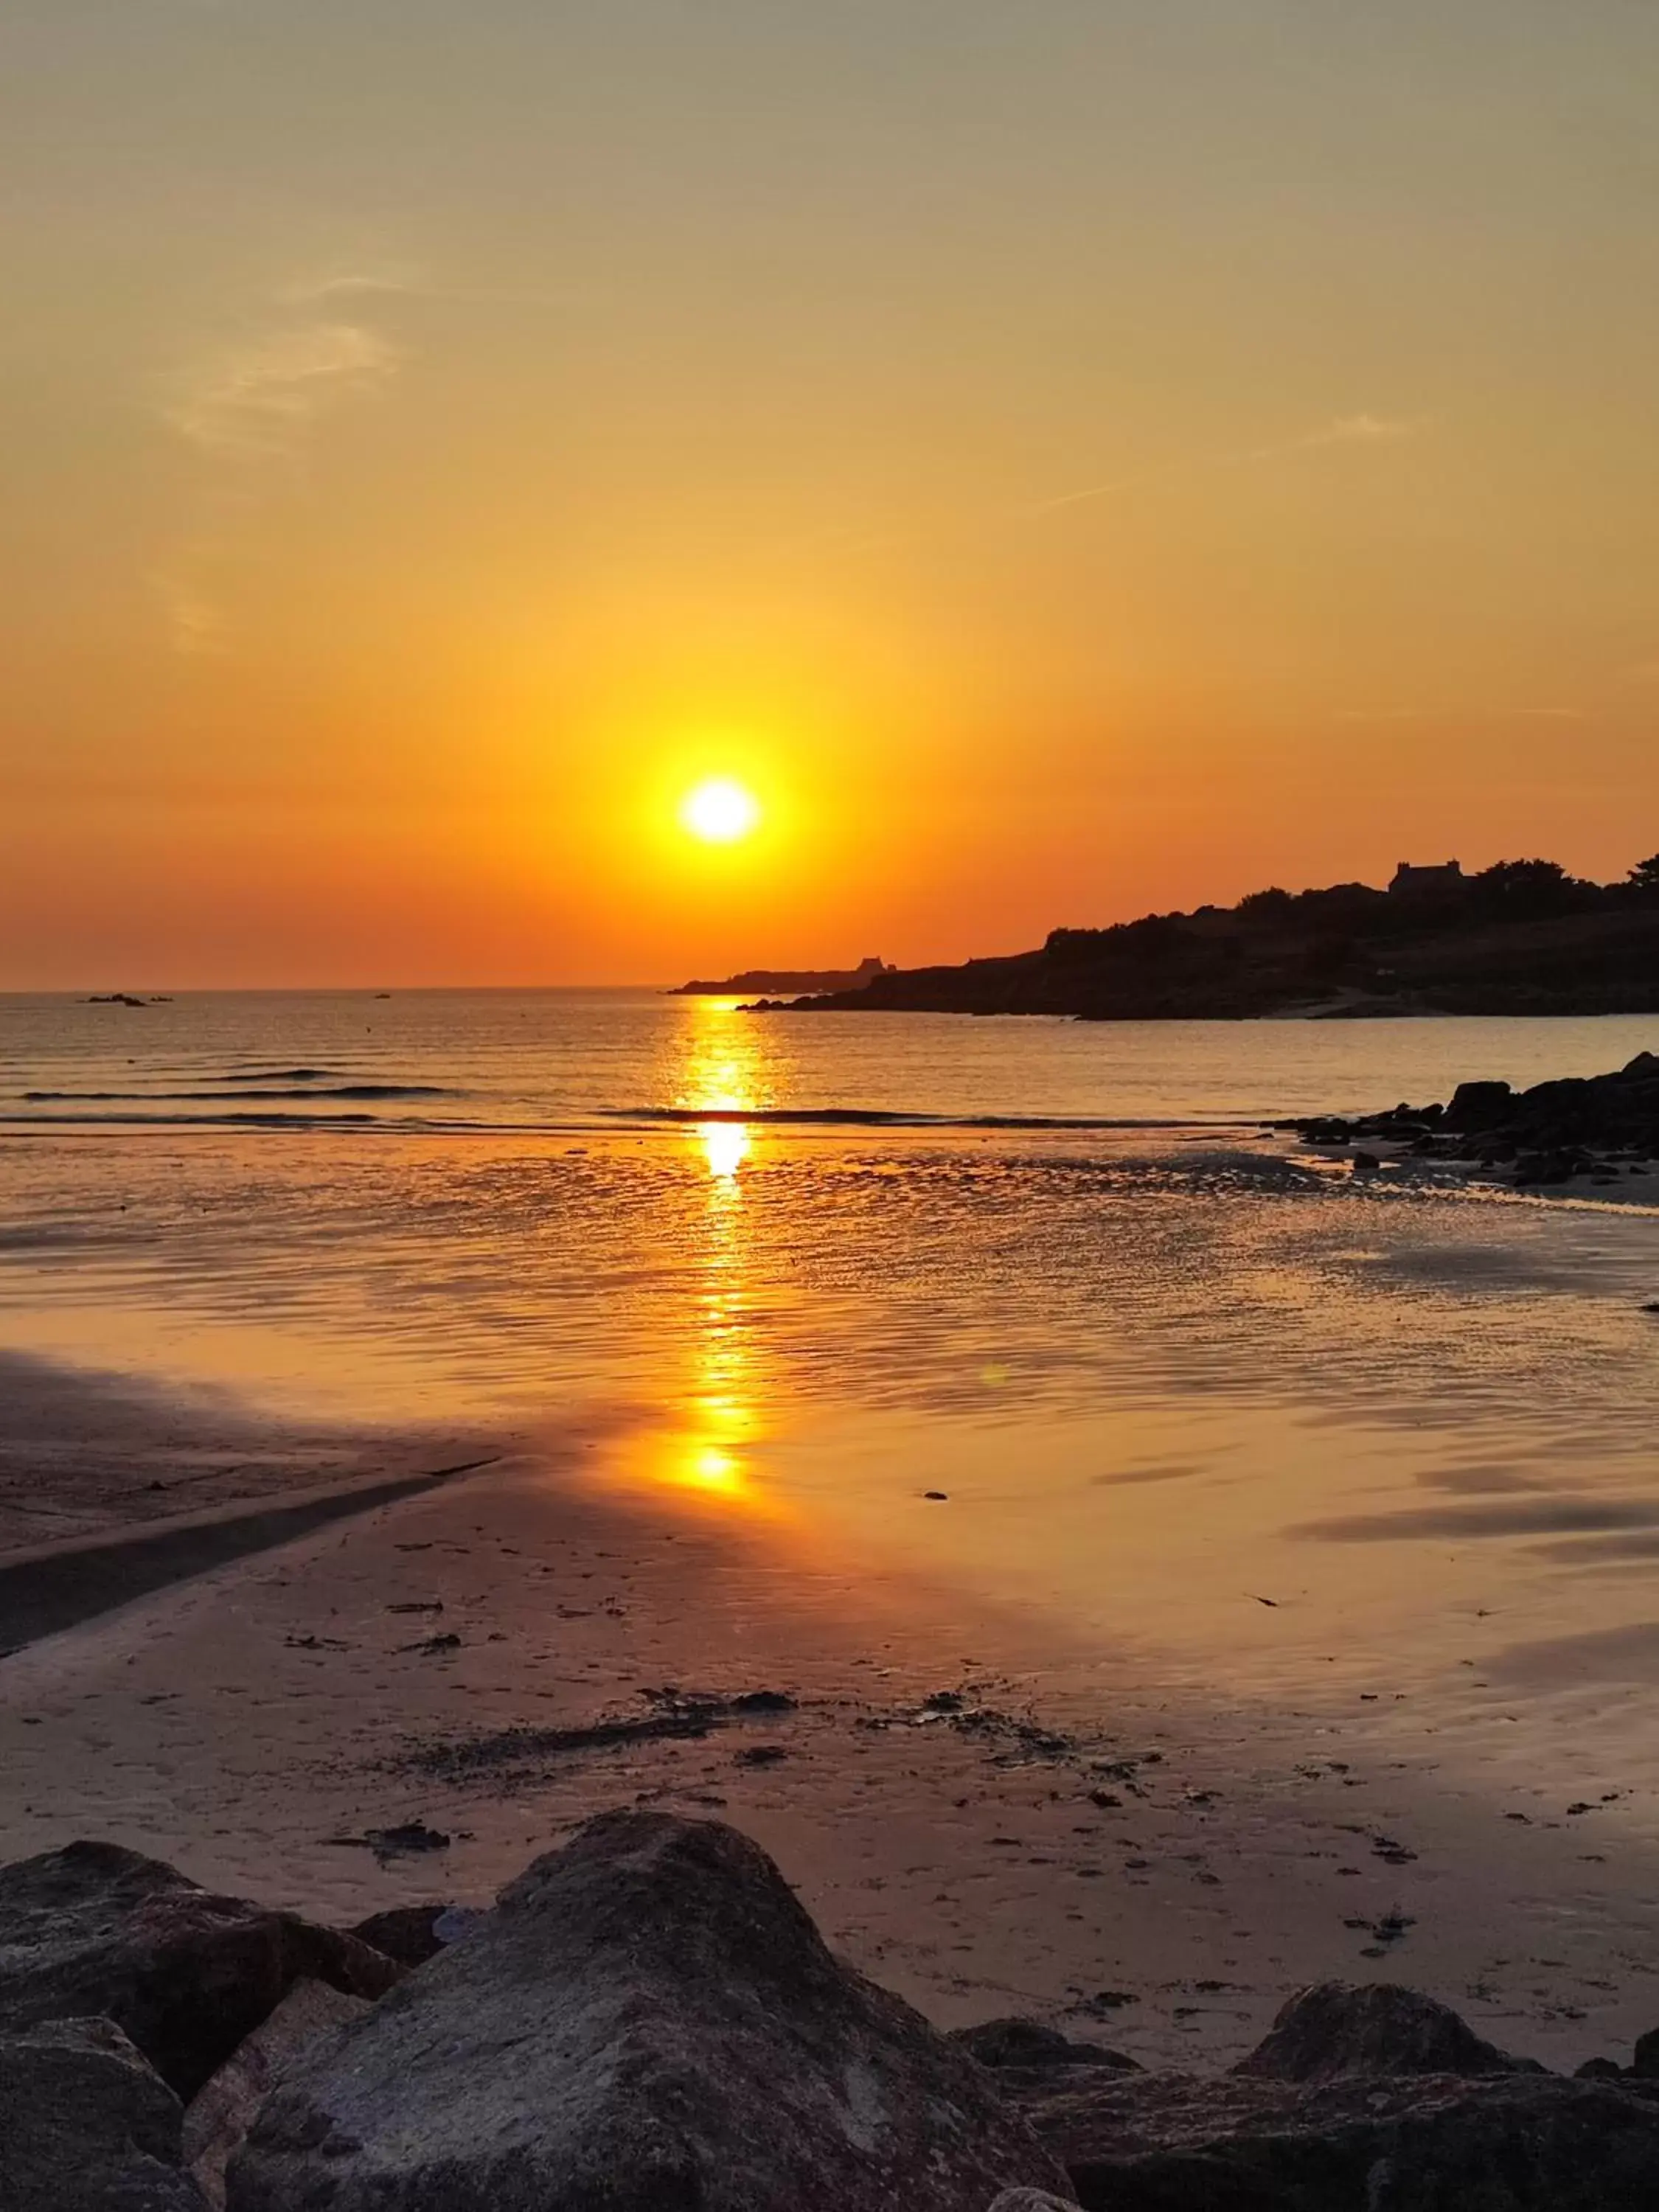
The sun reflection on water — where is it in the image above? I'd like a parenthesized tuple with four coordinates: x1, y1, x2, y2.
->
(644, 1000, 773, 1505)
(700, 1121, 751, 1179)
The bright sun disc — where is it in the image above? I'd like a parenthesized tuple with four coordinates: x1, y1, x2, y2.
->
(681, 777, 761, 844)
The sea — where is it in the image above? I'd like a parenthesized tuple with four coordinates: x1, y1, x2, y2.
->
(3, 989, 1659, 1770)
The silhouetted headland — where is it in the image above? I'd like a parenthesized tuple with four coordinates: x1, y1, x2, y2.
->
(675, 954, 892, 996)
(755, 855, 1659, 1019)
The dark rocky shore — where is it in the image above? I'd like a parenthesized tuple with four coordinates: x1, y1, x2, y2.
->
(1285, 1051, 1659, 1192)
(7, 1812, 1659, 2210)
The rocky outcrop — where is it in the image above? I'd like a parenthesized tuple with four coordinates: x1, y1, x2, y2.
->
(998, 1983, 1659, 2207)
(0, 1841, 401, 2099)
(1009, 2067, 1659, 2211)
(1234, 1981, 1534, 2083)
(228, 1809, 1073, 2211)
(183, 1981, 369, 2209)
(15, 1819, 1659, 2212)
(0, 2014, 208, 2210)
(1290, 1051, 1659, 1188)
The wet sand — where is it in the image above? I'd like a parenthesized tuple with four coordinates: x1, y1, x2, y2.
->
(4, 1441, 1659, 2076)
(0, 1348, 490, 1554)
(0, 1463, 494, 1655)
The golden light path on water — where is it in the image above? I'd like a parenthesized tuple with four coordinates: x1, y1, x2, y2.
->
(645, 997, 766, 1506)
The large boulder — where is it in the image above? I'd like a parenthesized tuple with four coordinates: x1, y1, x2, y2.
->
(0, 1841, 401, 2099)
(1234, 1982, 1533, 2082)
(229, 1809, 1072, 2211)
(1441, 1080, 1514, 1133)
(184, 1981, 370, 2209)
(0, 2014, 208, 2210)
(1007, 2066, 1659, 2211)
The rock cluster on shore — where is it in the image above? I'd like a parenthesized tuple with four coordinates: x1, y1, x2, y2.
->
(1289, 1050, 1659, 1189)
(5, 1810, 1659, 2210)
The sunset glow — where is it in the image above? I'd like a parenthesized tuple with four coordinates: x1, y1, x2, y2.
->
(4, 5, 1658, 990)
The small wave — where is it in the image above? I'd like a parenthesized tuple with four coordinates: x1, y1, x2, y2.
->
(224, 1085, 453, 1102)
(1, 1110, 385, 1128)
(23, 1085, 454, 1103)
(602, 1105, 1214, 1130)
(210, 1068, 342, 1083)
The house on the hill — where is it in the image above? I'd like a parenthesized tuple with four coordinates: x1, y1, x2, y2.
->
(1389, 860, 1464, 897)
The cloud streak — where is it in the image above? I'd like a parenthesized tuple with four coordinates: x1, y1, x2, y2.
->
(1029, 412, 1419, 516)
(1337, 705, 1585, 726)
(154, 282, 407, 652)
(166, 318, 401, 461)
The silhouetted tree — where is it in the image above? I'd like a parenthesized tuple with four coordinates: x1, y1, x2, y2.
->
(1472, 858, 1590, 919)
(1628, 854, 1659, 900)
(1237, 886, 1295, 920)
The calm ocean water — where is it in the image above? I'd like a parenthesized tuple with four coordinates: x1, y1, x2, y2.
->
(3, 990, 1658, 1756)
(3, 987, 1656, 1131)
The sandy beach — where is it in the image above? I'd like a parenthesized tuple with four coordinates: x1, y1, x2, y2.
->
(6, 1394, 1659, 2078)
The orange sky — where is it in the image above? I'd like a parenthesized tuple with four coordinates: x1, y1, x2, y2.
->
(4, 2, 1658, 987)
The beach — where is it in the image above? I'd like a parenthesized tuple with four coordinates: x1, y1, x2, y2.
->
(4, 994, 1659, 2076)
(7, 1417, 1659, 2076)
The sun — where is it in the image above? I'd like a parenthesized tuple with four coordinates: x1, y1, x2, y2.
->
(681, 777, 761, 844)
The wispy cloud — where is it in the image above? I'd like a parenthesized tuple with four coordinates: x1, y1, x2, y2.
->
(1295, 413, 1416, 451)
(154, 279, 407, 651)
(1030, 411, 1420, 516)
(165, 318, 401, 461)
(148, 560, 230, 658)
(281, 263, 423, 303)
(1338, 704, 1585, 725)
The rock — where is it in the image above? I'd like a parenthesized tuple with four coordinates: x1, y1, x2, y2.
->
(0, 1840, 402, 2100)
(0, 2014, 208, 2209)
(988, 2194, 1082, 2211)
(183, 1980, 369, 2209)
(1442, 1080, 1514, 1133)
(1578, 2056, 1626, 2079)
(1007, 2065, 1659, 2211)
(347, 1905, 451, 1966)
(1351, 1150, 1381, 1174)
(1632, 2024, 1659, 2076)
(1234, 1982, 1533, 2082)
(953, 2018, 1138, 2073)
(1512, 1149, 1584, 1186)
(228, 1809, 1071, 2211)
